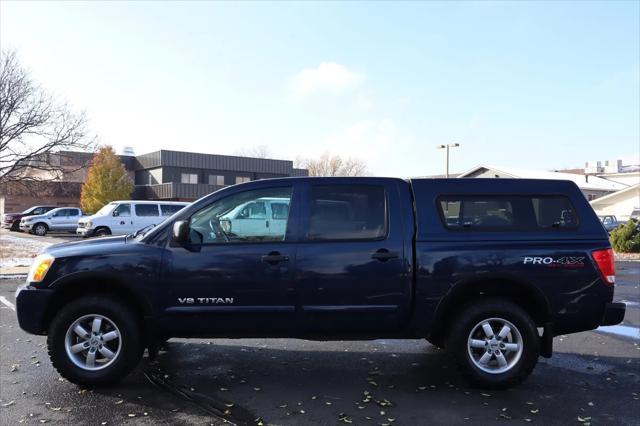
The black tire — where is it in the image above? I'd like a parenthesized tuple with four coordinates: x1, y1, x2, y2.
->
(94, 227, 111, 237)
(448, 298, 539, 389)
(47, 296, 143, 386)
(33, 222, 48, 236)
(10, 221, 20, 231)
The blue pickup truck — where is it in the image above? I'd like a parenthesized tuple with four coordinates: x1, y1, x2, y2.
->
(15, 177, 624, 389)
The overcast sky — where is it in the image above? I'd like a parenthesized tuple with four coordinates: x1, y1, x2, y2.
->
(2, 1, 638, 177)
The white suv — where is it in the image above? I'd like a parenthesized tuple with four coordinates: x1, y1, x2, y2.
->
(77, 200, 189, 237)
(20, 207, 84, 236)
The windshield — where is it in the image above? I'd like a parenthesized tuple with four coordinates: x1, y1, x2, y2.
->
(96, 203, 116, 216)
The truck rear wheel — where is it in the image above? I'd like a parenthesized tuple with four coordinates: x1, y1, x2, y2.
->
(47, 296, 143, 386)
(448, 299, 539, 389)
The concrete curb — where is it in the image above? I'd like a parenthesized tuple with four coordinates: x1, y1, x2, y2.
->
(1, 266, 29, 275)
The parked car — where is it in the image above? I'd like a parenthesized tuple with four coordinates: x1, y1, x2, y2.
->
(631, 208, 640, 221)
(598, 215, 620, 233)
(76, 201, 189, 237)
(16, 178, 624, 389)
(20, 207, 84, 236)
(1, 205, 58, 232)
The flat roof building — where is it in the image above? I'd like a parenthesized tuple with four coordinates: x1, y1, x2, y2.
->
(0, 149, 308, 215)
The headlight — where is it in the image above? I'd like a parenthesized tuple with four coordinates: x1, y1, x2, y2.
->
(22, 218, 31, 223)
(27, 253, 55, 283)
(85, 220, 93, 228)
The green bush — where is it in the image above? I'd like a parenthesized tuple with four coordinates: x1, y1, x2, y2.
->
(610, 219, 640, 253)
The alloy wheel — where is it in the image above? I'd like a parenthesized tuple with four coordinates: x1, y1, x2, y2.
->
(64, 314, 122, 371)
(467, 317, 523, 374)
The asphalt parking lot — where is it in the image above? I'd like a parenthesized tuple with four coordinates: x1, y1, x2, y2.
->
(0, 263, 638, 425)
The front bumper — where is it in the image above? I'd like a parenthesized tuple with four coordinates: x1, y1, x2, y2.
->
(76, 227, 95, 237)
(601, 302, 626, 326)
(15, 284, 55, 335)
(19, 223, 32, 231)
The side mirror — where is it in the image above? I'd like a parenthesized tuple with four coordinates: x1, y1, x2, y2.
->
(172, 220, 190, 244)
(112, 211, 119, 217)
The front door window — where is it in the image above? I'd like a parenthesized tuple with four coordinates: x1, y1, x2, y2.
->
(190, 187, 292, 243)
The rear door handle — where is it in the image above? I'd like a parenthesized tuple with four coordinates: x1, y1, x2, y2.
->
(371, 249, 399, 262)
(261, 251, 289, 264)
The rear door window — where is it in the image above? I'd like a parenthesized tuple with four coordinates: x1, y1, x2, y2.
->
(161, 204, 184, 216)
(271, 202, 290, 220)
(307, 185, 387, 240)
(135, 204, 159, 217)
(439, 195, 578, 231)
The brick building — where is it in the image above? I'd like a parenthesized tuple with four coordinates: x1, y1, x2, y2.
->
(0, 149, 307, 215)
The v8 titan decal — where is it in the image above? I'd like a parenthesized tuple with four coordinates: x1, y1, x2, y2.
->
(178, 297, 234, 305)
(523, 256, 585, 268)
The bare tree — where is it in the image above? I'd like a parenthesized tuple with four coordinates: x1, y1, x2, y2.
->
(295, 152, 369, 176)
(234, 145, 272, 159)
(0, 50, 95, 188)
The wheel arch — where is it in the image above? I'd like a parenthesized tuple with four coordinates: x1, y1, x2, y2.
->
(44, 272, 155, 331)
(94, 226, 112, 235)
(428, 274, 552, 346)
(33, 222, 49, 231)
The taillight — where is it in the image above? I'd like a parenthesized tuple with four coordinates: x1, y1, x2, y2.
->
(592, 248, 615, 285)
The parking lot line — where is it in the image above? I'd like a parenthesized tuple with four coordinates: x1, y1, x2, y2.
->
(0, 295, 16, 311)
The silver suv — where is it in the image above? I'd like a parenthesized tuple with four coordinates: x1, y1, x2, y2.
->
(20, 207, 83, 236)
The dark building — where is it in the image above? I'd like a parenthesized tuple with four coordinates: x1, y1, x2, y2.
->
(132, 150, 308, 201)
(0, 149, 308, 215)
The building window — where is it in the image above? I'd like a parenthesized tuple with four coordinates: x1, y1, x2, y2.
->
(235, 176, 251, 184)
(181, 173, 198, 184)
(209, 175, 225, 186)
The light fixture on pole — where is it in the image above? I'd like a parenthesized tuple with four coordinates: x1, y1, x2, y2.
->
(437, 143, 460, 178)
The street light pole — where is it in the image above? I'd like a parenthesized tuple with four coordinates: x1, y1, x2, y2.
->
(437, 143, 460, 178)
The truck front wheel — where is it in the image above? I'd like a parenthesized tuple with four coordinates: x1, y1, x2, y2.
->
(448, 299, 539, 389)
(47, 296, 143, 386)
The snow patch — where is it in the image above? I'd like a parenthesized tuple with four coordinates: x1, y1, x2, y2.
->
(0, 235, 53, 269)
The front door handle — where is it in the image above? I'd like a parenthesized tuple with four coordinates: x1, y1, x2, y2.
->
(261, 251, 289, 264)
(371, 249, 399, 262)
